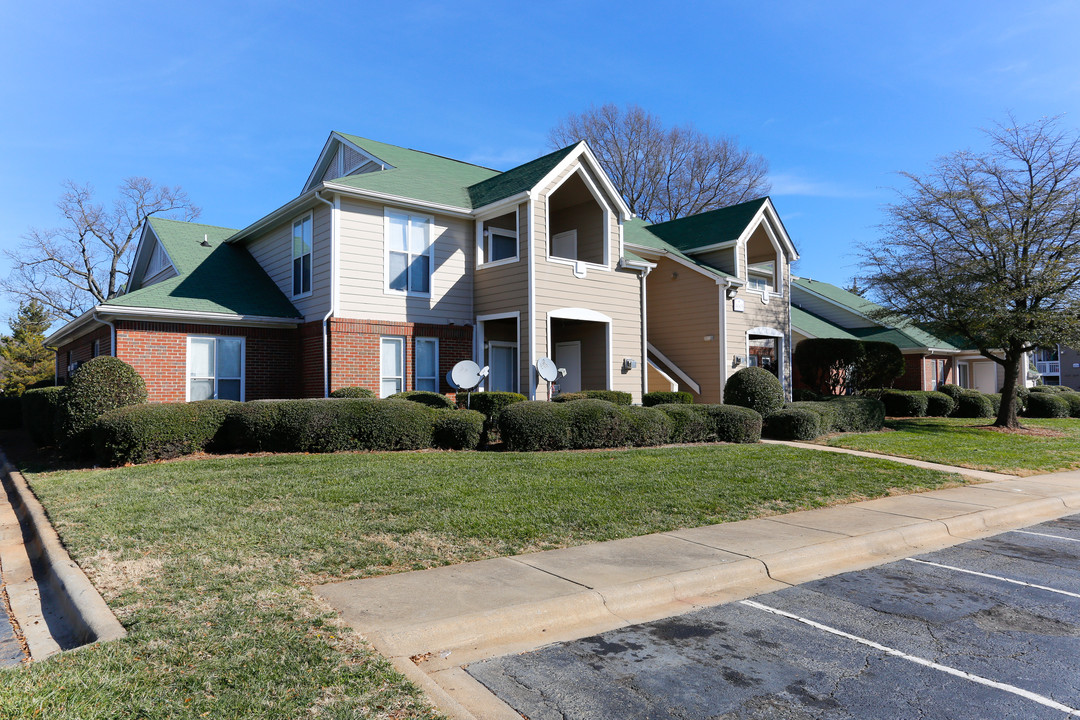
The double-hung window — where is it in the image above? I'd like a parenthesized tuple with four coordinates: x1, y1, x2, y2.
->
(415, 337, 439, 392)
(386, 210, 432, 295)
(292, 213, 313, 297)
(380, 337, 404, 397)
(187, 336, 244, 401)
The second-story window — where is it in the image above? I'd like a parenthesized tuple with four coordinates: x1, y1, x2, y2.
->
(292, 213, 313, 297)
(386, 210, 432, 295)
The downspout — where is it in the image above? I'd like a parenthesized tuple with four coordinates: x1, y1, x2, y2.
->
(314, 191, 336, 398)
(527, 194, 537, 400)
(91, 310, 116, 357)
(719, 282, 729, 403)
(786, 270, 793, 401)
(640, 265, 650, 401)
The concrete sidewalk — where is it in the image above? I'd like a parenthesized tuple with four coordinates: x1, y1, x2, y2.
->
(316, 456, 1080, 720)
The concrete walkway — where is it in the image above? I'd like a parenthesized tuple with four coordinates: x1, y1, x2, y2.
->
(317, 452, 1080, 720)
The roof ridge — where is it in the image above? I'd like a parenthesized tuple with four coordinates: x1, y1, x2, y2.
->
(336, 132, 501, 172)
(648, 196, 769, 230)
(149, 217, 239, 233)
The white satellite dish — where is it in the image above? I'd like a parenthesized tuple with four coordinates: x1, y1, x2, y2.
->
(537, 357, 558, 383)
(450, 360, 485, 391)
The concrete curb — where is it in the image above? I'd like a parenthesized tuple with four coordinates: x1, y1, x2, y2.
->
(0, 453, 125, 659)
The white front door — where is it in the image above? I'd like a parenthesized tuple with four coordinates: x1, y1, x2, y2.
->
(556, 341, 582, 393)
(488, 342, 517, 392)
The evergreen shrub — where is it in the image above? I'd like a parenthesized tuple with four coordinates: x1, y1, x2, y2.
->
(552, 390, 632, 405)
(763, 408, 822, 441)
(0, 396, 22, 430)
(92, 400, 239, 466)
(881, 390, 928, 417)
(925, 391, 956, 417)
(953, 392, 994, 418)
(642, 391, 694, 407)
(1024, 393, 1070, 418)
(329, 386, 376, 398)
(457, 391, 526, 443)
(431, 409, 484, 450)
(654, 404, 712, 444)
(22, 386, 63, 446)
(389, 390, 455, 409)
(55, 356, 147, 457)
(724, 367, 784, 417)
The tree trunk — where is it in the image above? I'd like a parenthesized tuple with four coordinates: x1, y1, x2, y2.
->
(994, 350, 1023, 429)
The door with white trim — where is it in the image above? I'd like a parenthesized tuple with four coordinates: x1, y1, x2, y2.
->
(556, 341, 582, 393)
(488, 342, 517, 393)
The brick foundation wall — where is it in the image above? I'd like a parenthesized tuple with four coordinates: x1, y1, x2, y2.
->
(115, 321, 299, 403)
(55, 325, 113, 383)
(328, 319, 473, 396)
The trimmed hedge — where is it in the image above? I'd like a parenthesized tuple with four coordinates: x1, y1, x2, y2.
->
(792, 388, 822, 402)
(641, 391, 693, 407)
(498, 401, 571, 451)
(793, 397, 885, 433)
(617, 405, 673, 447)
(938, 384, 965, 402)
(552, 390, 632, 405)
(1062, 393, 1080, 418)
(692, 404, 762, 444)
(953, 391, 994, 419)
(223, 399, 433, 453)
(763, 408, 822, 441)
(389, 390, 455, 409)
(724, 367, 784, 417)
(0, 396, 22, 430)
(329, 386, 376, 398)
(499, 400, 676, 451)
(56, 356, 147, 457)
(1030, 385, 1072, 393)
(457, 391, 526, 444)
(92, 400, 239, 466)
(881, 390, 928, 418)
(1024, 393, 1070, 418)
(925, 391, 956, 417)
(431, 409, 484, 450)
(22, 386, 63, 446)
(653, 404, 712, 443)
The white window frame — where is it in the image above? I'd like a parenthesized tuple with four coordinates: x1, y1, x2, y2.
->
(291, 212, 314, 299)
(380, 336, 405, 397)
(415, 337, 439, 393)
(384, 208, 434, 297)
(185, 335, 246, 402)
(483, 227, 519, 267)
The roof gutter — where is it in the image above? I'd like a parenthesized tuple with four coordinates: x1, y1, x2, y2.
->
(321, 182, 475, 219)
(226, 190, 321, 245)
(91, 311, 116, 358)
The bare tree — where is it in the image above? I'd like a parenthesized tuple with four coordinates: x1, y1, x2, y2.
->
(549, 104, 771, 223)
(860, 115, 1080, 428)
(3, 178, 199, 320)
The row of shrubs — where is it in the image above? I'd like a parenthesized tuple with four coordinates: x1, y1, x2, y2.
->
(875, 384, 1080, 419)
(762, 396, 886, 441)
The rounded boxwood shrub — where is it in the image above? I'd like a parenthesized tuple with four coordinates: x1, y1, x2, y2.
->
(953, 391, 994, 418)
(763, 408, 823, 441)
(825, 396, 885, 432)
(1029, 384, 1070, 393)
(938, 384, 965, 402)
(642, 391, 693, 407)
(552, 390, 632, 405)
(655, 404, 712, 444)
(617, 405, 672, 447)
(924, 391, 956, 417)
(564, 399, 628, 449)
(724, 367, 784, 417)
(498, 401, 571, 451)
(431, 409, 484, 450)
(1061, 392, 1080, 418)
(881, 390, 928, 418)
(458, 391, 526, 443)
(788, 401, 839, 433)
(329, 386, 376, 398)
(56, 356, 147, 457)
(1024, 392, 1070, 418)
(695, 404, 762, 444)
(22, 386, 63, 446)
(92, 400, 239, 466)
(389, 390, 455, 409)
(791, 388, 822, 402)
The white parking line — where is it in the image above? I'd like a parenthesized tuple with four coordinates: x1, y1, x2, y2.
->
(905, 558, 1080, 599)
(740, 599, 1080, 717)
(1011, 529, 1080, 543)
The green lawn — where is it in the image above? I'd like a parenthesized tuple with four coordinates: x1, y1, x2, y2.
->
(0, 443, 963, 719)
(824, 417, 1080, 475)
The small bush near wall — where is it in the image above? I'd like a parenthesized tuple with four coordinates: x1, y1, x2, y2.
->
(431, 409, 484, 450)
(693, 405, 763, 444)
(724, 367, 784, 417)
(654, 404, 712, 444)
(499, 401, 571, 451)
(0, 396, 22, 430)
(789, 401, 839, 433)
(617, 405, 673, 447)
(93, 400, 239, 466)
(881, 390, 929, 418)
(1062, 393, 1080, 418)
(1024, 393, 1071, 418)
(939, 384, 965, 402)
(552, 390, 633, 405)
(953, 392, 994, 419)
(499, 400, 675, 451)
(1030, 385, 1072, 393)
(642, 391, 694, 407)
(457, 391, 526, 444)
(763, 408, 822, 441)
(825, 396, 886, 432)
(329, 387, 376, 398)
(56, 356, 147, 458)
(925, 391, 956, 417)
(389, 390, 455, 409)
(23, 387, 63, 446)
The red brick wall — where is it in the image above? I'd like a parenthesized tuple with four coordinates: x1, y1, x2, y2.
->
(299, 320, 325, 398)
(114, 321, 299, 403)
(894, 354, 925, 391)
(328, 319, 473, 396)
(55, 325, 113, 383)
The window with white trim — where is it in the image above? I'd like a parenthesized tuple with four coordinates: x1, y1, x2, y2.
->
(292, 214, 313, 297)
(386, 210, 432, 295)
(187, 336, 244, 401)
(380, 337, 404, 397)
(415, 337, 439, 392)
(480, 211, 518, 265)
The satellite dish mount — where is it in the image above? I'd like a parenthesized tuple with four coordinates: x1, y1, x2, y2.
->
(449, 360, 489, 408)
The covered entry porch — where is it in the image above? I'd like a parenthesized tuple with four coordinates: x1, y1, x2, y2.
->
(547, 308, 611, 395)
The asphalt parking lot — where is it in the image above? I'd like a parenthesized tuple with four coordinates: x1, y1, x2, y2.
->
(0, 586, 23, 667)
(468, 514, 1080, 719)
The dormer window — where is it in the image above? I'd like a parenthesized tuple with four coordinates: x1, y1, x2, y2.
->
(146, 242, 172, 279)
(747, 261, 775, 292)
(292, 213, 313, 297)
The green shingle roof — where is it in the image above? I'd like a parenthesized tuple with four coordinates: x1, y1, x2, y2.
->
(623, 218, 736, 281)
(644, 198, 768, 251)
(792, 277, 962, 351)
(467, 145, 578, 208)
(106, 218, 301, 318)
(790, 306, 860, 340)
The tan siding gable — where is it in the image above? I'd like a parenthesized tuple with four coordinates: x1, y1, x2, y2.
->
(246, 204, 331, 322)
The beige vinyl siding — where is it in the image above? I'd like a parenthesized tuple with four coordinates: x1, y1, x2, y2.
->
(246, 204, 332, 321)
(726, 236, 790, 389)
(474, 203, 528, 320)
(693, 246, 737, 276)
(645, 257, 722, 402)
(336, 197, 474, 324)
(533, 163, 644, 402)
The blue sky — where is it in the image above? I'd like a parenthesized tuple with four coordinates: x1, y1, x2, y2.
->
(2, 1, 1079, 326)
